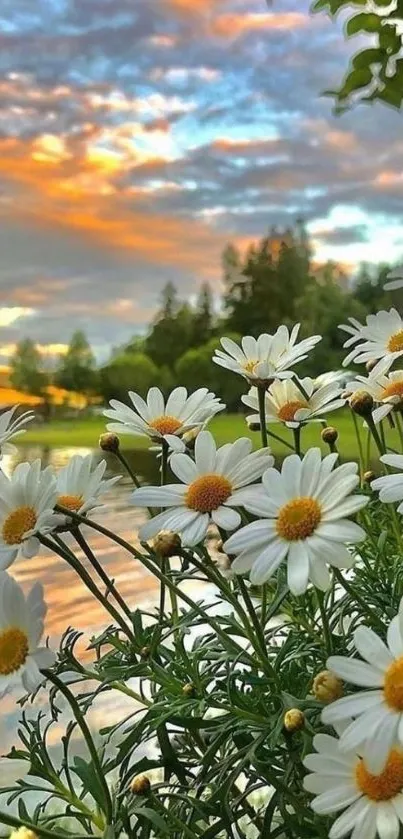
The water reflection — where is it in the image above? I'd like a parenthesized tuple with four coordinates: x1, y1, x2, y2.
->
(1, 444, 162, 754)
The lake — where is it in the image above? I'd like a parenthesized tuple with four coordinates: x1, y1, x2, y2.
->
(1, 444, 169, 753)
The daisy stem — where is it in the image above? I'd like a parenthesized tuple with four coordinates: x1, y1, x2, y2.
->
(350, 410, 365, 475)
(316, 590, 333, 655)
(365, 427, 372, 471)
(366, 413, 386, 458)
(41, 533, 135, 642)
(237, 577, 277, 679)
(43, 670, 114, 825)
(292, 426, 301, 457)
(55, 506, 256, 665)
(332, 568, 385, 633)
(115, 448, 141, 488)
(257, 385, 269, 448)
(265, 429, 295, 452)
(72, 525, 133, 621)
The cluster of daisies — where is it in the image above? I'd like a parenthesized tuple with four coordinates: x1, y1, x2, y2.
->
(0, 410, 119, 702)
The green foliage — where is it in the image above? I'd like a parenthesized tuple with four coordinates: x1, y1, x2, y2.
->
(176, 335, 246, 411)
(99, 352, 163, 402)
(10, 338, 48, 395)
(55, 330, 98, 394)
(313, 0, 403, 110)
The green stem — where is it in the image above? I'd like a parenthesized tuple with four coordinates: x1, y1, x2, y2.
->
(366, 413, 386, 457)
(44, 670, 113, 824)
(266, 428, 295, 452)
(73, 525, 133, 621)
(257, 385, 269, 448)
(55, 506, 255, 665)
(115, 448, 141, 488)
(333, 568, 384, 633)
(237, 577, 269, 663)
(292, 426, 301, 457)
(317, 590, 332, 656)
(42, 533, 135, 641)
(350, 410, 365, 474)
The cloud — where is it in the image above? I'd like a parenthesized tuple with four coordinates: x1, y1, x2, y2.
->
(0, 0, 402, 357)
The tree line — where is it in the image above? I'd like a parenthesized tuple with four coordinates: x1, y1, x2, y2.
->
(10, 225, 401, 412)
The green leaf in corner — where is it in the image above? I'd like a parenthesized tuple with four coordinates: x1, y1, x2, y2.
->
(72, 755, 107, 812)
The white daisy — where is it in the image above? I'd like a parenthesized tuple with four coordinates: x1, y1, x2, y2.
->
(213, 325, 321, 384)
(371, 454, 403, 513)
(323, 604, 403, 774)
(0, 572, 55, 696)
(242, 377, 345, 429)
(340, 309, 403, 371)
(384, 266, 403, 292)
(223, 448, 368, 595)
(349, 370, 403, 425)
(0, 407, 34, 458)
(104, 386, 224, 450)
(56, 454, 120, 516)
(131, 430, 273, 547)
(304, 728, 403, 839)
(0, 460, 63, 570)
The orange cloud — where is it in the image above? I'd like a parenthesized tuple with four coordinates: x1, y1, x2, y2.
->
(0, 137, 227, 280)
(211, 12, 308, 38)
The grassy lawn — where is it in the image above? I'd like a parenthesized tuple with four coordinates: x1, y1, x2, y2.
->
(19, 410, 398, 463)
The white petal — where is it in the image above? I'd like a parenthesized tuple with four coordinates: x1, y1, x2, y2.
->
(350, 806, 377, 839)
(362, 712, 398, 775)
(224, 519, 275, 554)
(388, 616, 403, 658)
(322, 691, 384, 725)
(287, 541, 309, 595)
(353, 626, 393, 671)
(339, 706, 394, 756)
(194, 431, 216, 473)
(376, 801, 400, 839)
(211, 506, 240, 531)
(170, 454, 198, 485)
(181, 513, 209, 546)
(326, 655, 384, 687)
(312, 785, 360, 816)
(249, 540, 288, 585)
(132, 485, 185, 507)
(329, 799, 370, 839)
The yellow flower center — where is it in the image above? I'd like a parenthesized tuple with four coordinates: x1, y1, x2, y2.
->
(243, 359, 259, 375)
(57, 494, 83, 512)
(384, 656, 403, 711)
(382, 381, 403, 401)
(388, 331, 403, 353)
(277, 400, 308, 422)
(149, 416, 183, 436)
(276, 497, 321, 541)
(185, 474, 232, 513)
(356, 749, 403, 801)
(2, 506, 37, 545)
(0, 627, 29, 675)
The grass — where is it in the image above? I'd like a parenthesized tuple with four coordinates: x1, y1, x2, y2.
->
(19, 410, 400, 464)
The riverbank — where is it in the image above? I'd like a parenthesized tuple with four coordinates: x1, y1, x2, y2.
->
(19, 411, 391, 461)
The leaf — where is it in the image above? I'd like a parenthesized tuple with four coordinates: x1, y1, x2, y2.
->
(353, 48, 385, 69)
(72, 756, 106, 811)
(346, 13, 382, 35)
(338, 67, 373, 99)
(133, 806, 170, 834)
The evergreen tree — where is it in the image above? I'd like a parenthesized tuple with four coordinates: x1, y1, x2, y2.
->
(146, 283, 194, 368)
(55, 331, 98, 394)
(10, 339, 48, 395)
(192, 282, 213, 346)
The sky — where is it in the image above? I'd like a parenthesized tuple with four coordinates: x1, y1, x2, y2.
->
(0, 0, 402, 362)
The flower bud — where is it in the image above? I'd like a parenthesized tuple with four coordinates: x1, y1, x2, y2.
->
(366, 359, 378, 373)
(182, 682, 196, 697)
(152, 530, 181, 558)
(321, 426, 338, 445)
(350, 390, 374, 417)
(140, 645, 151, 659)
(283, 708, 305, 733)
(9, 831, 38, 839)
(312, 670, 343, 704)
(99, 432, 120, 453)
(130, 774, 151, 795)
(247, 420, 261, 432)
(363, 470, 376, 484)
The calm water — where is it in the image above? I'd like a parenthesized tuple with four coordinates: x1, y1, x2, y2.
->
(1, 445, 166, 754)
